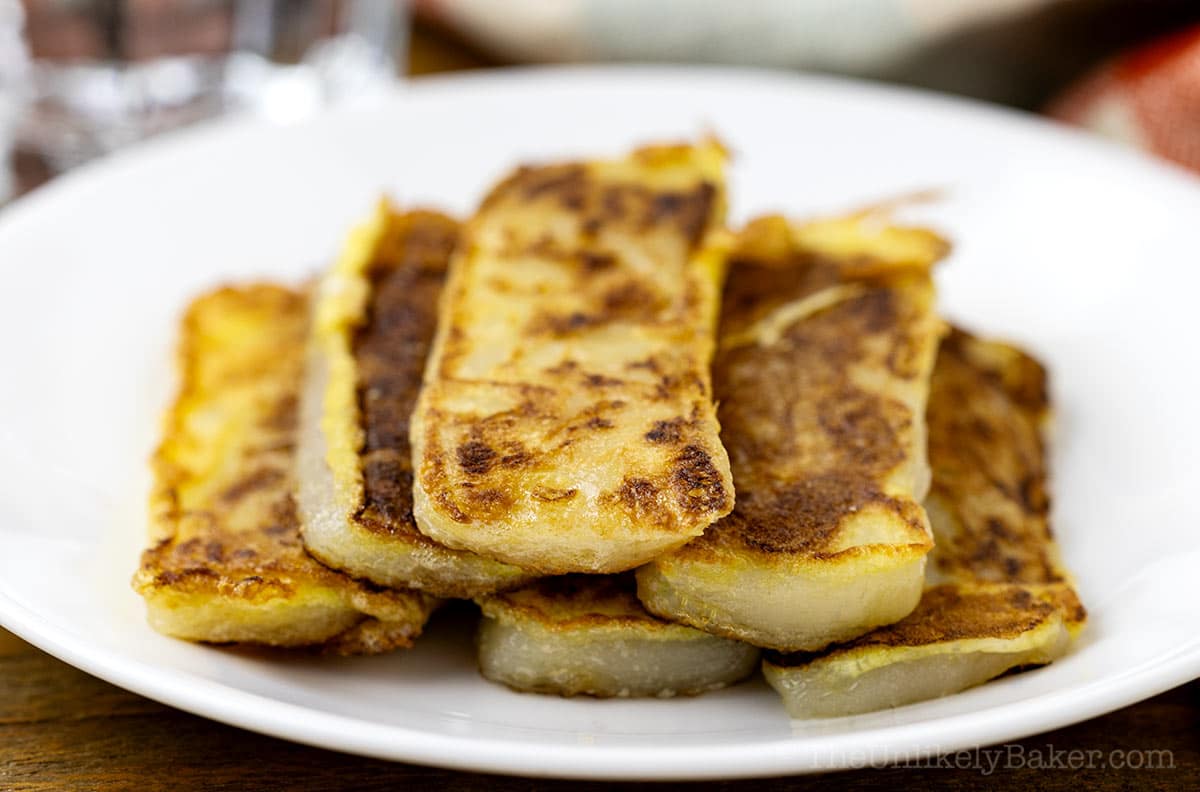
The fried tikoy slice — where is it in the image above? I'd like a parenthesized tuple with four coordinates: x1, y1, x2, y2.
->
(762, 330, 1086, 717)
(763, 584, 1081, 718)
(297, 204, 533, 597)
(921, 329, 1070, 588)
(477, 575, 760, 698)
(411, 141, 735, 574)
(134, 285, 437, 654)
(637, 213, 947, 652)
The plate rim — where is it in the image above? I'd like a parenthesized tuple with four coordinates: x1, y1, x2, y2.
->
(2, 63, 1199, 780)
(5, 589, 1199, 780)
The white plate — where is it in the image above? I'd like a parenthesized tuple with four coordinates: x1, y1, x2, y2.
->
(1, 66, 1198, 781)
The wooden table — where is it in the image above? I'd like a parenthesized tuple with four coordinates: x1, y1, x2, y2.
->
(4, 19, 1198, 791)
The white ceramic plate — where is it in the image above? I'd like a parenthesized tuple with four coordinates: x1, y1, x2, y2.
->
(1, 66, 1198, 781)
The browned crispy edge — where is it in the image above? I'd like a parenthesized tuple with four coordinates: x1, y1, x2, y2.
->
(415, 150, 734, 543)
(137, 285, 331, 596)
(765, 583, 1082, 666)
(351, 210, 460, 540)
(481, 574, 683, 632)
(926, 327, 1065, 584)
(135, 285, 435, 653)
(680, 240, 936, 560)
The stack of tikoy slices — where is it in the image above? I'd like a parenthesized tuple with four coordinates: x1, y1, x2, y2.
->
(134, 140, 1085, 717)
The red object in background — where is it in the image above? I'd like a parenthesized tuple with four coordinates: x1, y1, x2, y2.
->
(1049, 24, 1200, 173)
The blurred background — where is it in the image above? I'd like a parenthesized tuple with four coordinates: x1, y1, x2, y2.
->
(3, 0, 1200, 204)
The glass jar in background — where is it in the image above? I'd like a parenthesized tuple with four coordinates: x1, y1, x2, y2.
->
(5, 0, 407, 181)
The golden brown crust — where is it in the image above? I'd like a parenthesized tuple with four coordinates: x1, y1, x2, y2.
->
(352, 211, 458, 541)
(925, 327, 1064, 584)
(140, 285, 319, 594)
(134, 285, 436, 653)
(411, 141, 734, 573)
(478, 158, 718, 249)
(855, 585, 1056, 646)
(675, 217, 942, 563)
(767, 583, 1072, 666)
(481, 574, 673, 632)
(321, 615, 429, 655)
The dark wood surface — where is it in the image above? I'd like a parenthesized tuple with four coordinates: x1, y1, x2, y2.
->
(3, 19, 1198, 792)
